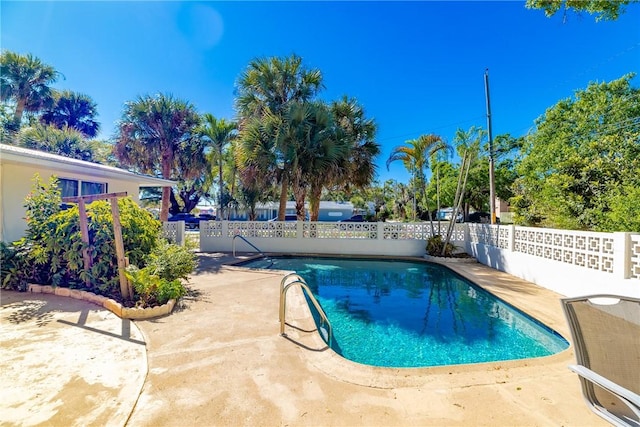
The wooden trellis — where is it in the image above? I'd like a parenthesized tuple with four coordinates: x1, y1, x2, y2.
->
(61, 192, 132, 300)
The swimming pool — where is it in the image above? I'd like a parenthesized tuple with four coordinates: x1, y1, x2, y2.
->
(241, 256, 569, 368)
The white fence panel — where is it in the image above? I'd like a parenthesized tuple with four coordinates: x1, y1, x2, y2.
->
(166, 220, 638, 298)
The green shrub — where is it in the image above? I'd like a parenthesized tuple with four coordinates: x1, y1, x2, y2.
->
(0, 241, 28, 291)
(426, 235, 457, 257)
(147, 240, 196, 282)
(15, 174, 164, 302)
(11, 174, 194, 308)
(125, 265, 186, 307)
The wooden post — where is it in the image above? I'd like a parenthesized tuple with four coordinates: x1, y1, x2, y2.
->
(62, 192, 130, 300)
(77, 198, 92, 286)
(110, 196, 130, 301)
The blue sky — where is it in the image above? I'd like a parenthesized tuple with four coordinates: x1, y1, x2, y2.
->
(2, 1, 639, 183)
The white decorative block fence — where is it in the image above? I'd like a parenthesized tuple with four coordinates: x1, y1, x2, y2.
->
(162, 221, 185, 246)
(163, 220, 639, 297)
(630, 234, 640, 280)
(466, 224, 638, 297)
(192, 221, 466, 257)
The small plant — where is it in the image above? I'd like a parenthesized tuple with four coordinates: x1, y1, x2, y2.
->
(426, 235, 457, 257)
(0, 242, 28, 291)
(125, 265, 186, 308)
(147, 239, 196, 282)
(124, 240, 194, 308)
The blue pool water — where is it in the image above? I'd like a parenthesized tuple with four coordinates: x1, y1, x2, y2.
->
(241, 256, 569, 368)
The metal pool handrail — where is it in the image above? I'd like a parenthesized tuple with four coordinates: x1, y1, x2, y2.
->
(232, 235, 273, 267)
(279, 275, 332, 346)
(279, 273, 306, 323)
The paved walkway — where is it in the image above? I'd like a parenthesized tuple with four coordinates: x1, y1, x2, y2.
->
(0, 290, 146, 426)
(1, 253, 606, 426)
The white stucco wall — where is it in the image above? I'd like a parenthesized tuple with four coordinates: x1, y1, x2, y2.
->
(0, 162, 142, 243)
(467, 242, 639, 298)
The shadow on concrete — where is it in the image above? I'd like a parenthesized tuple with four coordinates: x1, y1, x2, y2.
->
(281, 333, 330, 353)
(1, 292, 145, 345)
(57, 317, 145, 345)
(2, 298, 54, 327)
(173, 287, 210, 313)
(192, 252, 234, 274)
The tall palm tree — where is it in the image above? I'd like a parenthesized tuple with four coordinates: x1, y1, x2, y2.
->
(0, 51, 60, 126)
(303, 97, 380, 221)
(318, 97, 380, 217)
(386, 134, 448, 232)
(235, 54, 323, 220)
(201, 114, 237, 220)
(40, 90, 100, 138)
(451, 126, 484, 219)
(283, 101, 348, 220)
(114, 93, 201, 221)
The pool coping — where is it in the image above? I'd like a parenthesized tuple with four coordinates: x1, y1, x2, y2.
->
(224, 253, 576, 389)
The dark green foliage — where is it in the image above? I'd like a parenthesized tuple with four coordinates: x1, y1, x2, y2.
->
(40, 90, 100, 138)
(525, 0, 635, 21)
(0, 241, 29, 291)
(512, 74, 640, 231)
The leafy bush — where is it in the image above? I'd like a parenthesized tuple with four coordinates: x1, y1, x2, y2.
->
(426, 235, 457, 257)
(125, 265, 186, 307)
(1, 242, 29, 291)
(8, 174, 193, 307)
(147, 239, 196, 282)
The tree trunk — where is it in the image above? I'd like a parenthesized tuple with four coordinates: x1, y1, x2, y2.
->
(292, 170, 306, 220)
(160, 155, 172, 222)
(13, 98, 26, 124)
(278, 172, 289, 221)
(442, 152, 472, 255)
(218, 144, 224, 221)
(309, 182, 322, 221)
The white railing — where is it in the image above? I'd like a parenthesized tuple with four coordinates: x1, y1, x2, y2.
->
(162, 220, 639, 297)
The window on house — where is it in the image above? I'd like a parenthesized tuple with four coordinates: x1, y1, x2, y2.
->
(81, 181, 107, 196)
(58, 178, 107, 198)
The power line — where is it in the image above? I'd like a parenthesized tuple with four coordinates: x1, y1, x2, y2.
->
(377, 115, 486, 143)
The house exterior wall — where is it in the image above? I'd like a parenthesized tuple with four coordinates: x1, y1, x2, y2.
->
(0, 162, 142, 243)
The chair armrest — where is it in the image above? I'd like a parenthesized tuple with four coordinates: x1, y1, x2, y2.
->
(569, 364, 640, 410)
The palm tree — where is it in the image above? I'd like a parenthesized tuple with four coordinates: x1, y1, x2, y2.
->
(235, 54, 323, 220)
(19, 123, 95, 161)
(283, 101, 347, 220)
(386, 134, 448, 232)
(201, 114, 237, 220)
(114, 93, 201, 221)
(40, 90, 100, 138)
(304, 97, 380, 221)
(0, 51, 60, 126)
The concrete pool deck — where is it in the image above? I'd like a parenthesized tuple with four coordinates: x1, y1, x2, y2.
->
(1, 253, 606, 426)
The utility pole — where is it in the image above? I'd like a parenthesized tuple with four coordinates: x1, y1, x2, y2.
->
(484, 69, 497, 224)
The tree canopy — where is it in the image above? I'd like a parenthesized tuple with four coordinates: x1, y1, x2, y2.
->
(236, 54, 324, 220)
(512, 74, 640, 231)
(114, 93, 202, 221)
(40, 90, 100, 138)
(0, 51, 60, 129)
(525, 0, 637, 21)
